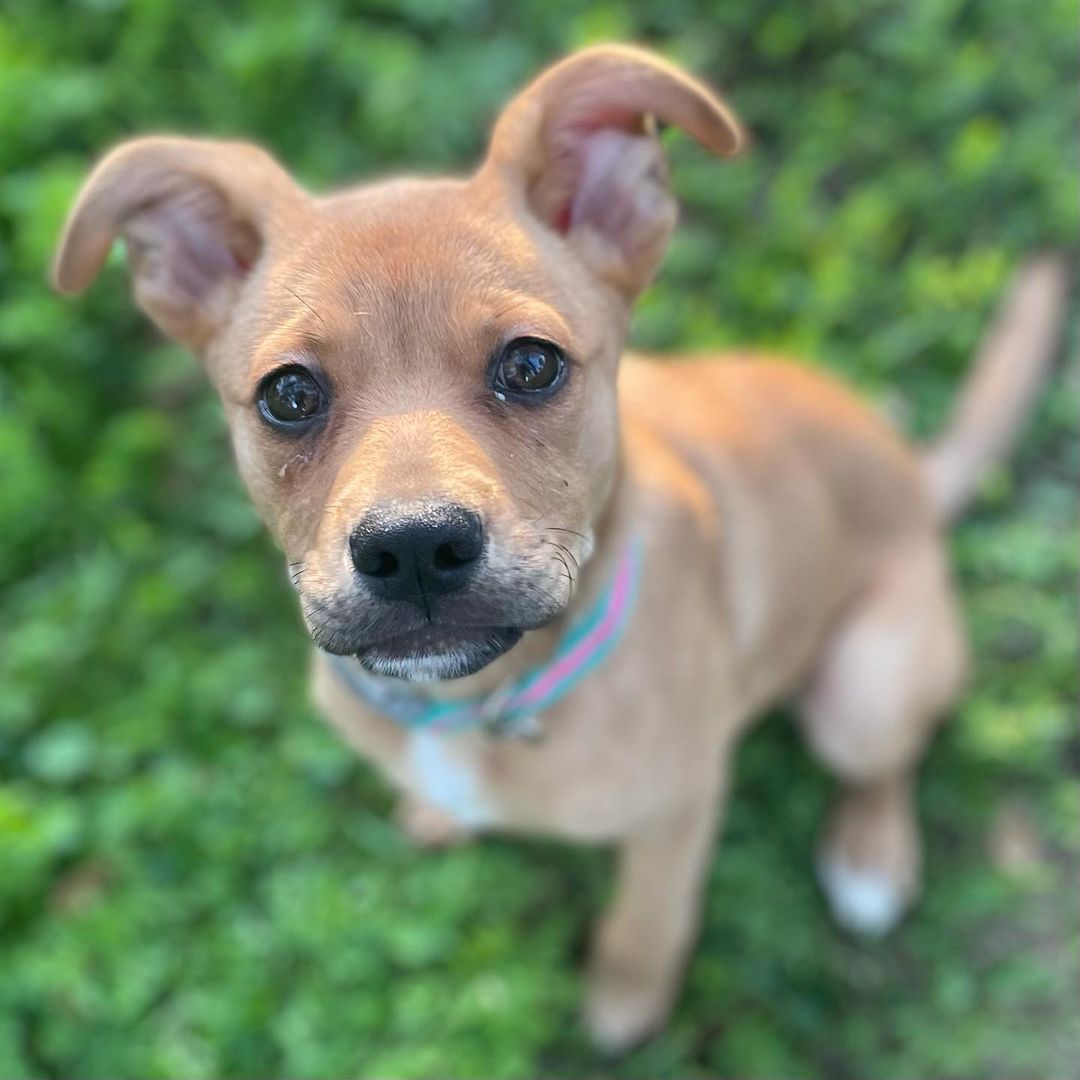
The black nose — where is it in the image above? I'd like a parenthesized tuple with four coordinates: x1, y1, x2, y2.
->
(349, 504, 484, 605)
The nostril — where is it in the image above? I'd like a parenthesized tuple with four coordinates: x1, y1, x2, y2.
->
(367, 550, 399, 578)
(433, 541, 476, 571)
(350, 535, 402, 578)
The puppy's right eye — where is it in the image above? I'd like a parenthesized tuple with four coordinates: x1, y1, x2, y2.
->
(257, 365, 327, 431)
(491, 338, 567, 402)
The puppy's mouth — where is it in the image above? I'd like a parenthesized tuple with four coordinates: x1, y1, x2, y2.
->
(355, 625, 524, 681)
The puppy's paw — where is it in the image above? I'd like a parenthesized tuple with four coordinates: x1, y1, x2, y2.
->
(583, 966, 672, 1055)
(816, 783, 920, 937)
(816, 853, 911, 937)
(395, 795, 472, 849)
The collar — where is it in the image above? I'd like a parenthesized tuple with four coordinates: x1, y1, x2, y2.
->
(327, 535, 643, 739)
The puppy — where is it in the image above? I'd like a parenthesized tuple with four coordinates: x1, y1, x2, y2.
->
(53, 45, 1066, 1051)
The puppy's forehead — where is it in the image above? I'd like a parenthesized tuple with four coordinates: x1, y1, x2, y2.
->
(296, 182, 549, 309)
(245, 178, 600, 383)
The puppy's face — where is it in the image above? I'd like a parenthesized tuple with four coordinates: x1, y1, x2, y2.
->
(224, 185, 626, 679)
(54, 46, 742, 680)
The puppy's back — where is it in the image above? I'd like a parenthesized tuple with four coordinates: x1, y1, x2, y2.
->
(619, 354, 932, 546)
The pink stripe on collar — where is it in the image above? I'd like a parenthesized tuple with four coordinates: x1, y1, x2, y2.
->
(508, 541, 639, 713)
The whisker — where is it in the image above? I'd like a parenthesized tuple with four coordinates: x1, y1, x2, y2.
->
(549, 548, 576, 600)
(544, 526, 588, 541)
(555, 542, 579, 571)
(283, 284, 326, 326)
(539, 538, 580, 574)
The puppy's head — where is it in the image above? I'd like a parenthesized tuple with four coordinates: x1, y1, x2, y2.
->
(53, 45, 743, 681)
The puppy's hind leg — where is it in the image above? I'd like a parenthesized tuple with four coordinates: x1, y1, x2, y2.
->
(797, 541, 968, 936)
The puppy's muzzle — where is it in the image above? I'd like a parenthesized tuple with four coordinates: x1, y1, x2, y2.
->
(349, 502, 484, 606)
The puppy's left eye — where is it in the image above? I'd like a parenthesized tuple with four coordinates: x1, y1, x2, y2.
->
(492, 338, 567, 400)
(257, 365, 327, 431)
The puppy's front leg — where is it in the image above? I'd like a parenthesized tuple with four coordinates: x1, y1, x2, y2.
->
(585, 783, 724, 1053)
(395, 792, 473, 849)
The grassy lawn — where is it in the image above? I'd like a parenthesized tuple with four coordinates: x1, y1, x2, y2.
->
(1, 1, 1076, 1077)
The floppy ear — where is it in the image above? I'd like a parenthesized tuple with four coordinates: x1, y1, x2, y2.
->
(52, 137, 308, 349)
(480, 44, 745, 296)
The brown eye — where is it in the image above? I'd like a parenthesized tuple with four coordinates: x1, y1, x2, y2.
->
(257, 366, 327, 430)
(492, 338, 567, 400)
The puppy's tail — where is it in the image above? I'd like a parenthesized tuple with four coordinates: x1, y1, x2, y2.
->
(921, 253, 1071, 523)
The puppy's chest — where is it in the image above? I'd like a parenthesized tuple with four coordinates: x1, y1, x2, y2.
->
(399, 711, 680, 840)
(404, 730, 499, 828)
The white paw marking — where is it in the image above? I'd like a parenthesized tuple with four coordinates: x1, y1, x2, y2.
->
(406, 731, 494, 829)
(817, 856, 906, 937)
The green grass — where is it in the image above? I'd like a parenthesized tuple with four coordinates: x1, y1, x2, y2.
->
(1, 1, 1077, 1077)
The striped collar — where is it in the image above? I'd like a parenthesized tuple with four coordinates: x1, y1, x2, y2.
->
(327, 536, 643, 738)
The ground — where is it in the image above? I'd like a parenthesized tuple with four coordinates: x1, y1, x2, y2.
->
(0, 1, 1077, 1077)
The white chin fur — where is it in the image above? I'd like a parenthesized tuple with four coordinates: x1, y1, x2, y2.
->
(817, 856, 906, 937)
(363, 652, 471, 682)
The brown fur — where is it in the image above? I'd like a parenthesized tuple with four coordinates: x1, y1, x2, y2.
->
(53, 45, 1066, 1051)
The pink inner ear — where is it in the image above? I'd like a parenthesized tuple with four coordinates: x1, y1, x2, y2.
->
(126, 179, 255, 313)
(562, 127, 668, 249)
(544, 97, 649, 235)
(169, 197, 247, 298)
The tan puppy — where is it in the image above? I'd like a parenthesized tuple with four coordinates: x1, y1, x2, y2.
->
(53, 45, 1066, 1051)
